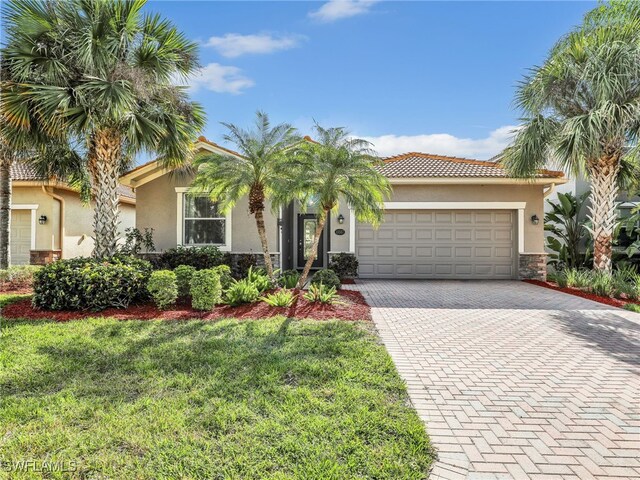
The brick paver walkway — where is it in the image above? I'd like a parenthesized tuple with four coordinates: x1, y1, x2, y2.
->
(350, 280, 640, 480)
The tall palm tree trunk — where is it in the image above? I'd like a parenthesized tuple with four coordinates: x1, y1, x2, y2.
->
(249, 183, 274, 277)
(0, 159, 12, 269)
(296, 209, 329, 289)
(587, 156, 621, 272)
(89, 129, 121, 258)
(254, 208, 274, 277)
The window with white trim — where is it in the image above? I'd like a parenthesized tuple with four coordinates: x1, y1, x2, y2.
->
(182, 194, 226, 246)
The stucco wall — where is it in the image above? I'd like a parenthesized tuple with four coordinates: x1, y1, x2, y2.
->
(56, 189, 135, 258)
(135, 172, 278, 253)
(12, 186, 60, 251)
(12, 185, 135, 259)
(384, 183, 546, 253)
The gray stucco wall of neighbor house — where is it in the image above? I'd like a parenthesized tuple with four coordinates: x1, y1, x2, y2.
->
(135, 172, 279, 253)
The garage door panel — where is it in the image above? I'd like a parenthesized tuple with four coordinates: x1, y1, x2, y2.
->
(357, 209, 516, 279)
(10, 210, 32, 266)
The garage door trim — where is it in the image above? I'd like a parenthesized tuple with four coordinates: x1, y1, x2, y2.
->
(348, 201, 526, 254)
(11, 204, 38, 249)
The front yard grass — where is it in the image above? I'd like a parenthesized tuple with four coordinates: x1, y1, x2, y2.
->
(0, 313, 432, 479)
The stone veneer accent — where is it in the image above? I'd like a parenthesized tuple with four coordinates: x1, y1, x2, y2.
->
(30, 250, 62, 265)
(518, 253, 547, 281)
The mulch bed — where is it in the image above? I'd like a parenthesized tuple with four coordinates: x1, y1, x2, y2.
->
(0, 287, 32, 295)
(524, 279, 640, 309)
(1, 290, 371, 322)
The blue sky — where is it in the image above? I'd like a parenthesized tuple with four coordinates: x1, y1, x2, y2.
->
(154, 1, 594, 159)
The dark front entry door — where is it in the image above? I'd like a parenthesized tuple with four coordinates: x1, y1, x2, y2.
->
(297, 214, 324, 269)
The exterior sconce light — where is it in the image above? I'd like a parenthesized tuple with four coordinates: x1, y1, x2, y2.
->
(531, 214, 540, 225)
(38, 215, 47, 225)
(337, 214, 345, 224)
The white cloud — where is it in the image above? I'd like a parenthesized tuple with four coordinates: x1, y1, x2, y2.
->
(361, 126, 519, 160)
(184, 63, 255, 95)
(309, 0, 380, 22)
(205, 33, 305, 58)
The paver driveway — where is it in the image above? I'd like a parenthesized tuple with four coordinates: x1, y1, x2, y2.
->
(351, 280, 640, 480)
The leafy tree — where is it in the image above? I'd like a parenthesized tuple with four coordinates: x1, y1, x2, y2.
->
(288, 124, 391, 288)
(1, 0, 205, 257)
(501, 0, 640, 272)
(190, 112, 299, 278)
(545, 192, 590, 270)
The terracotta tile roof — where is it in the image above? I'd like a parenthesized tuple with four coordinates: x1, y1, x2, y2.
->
(378, 152, 565, 178)
(10, 162, 41, 181)
(11, 162, 136, 200)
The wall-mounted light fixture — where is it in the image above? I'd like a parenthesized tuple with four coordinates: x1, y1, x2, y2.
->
(531, 214, 540, 225)
(337, 214, 345, 224)
(38, 215, 47, 225)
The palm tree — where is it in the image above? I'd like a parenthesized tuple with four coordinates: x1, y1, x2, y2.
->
(190, 112, 299, 278)
(289, 125, 391, 288)
(1, 0, 205, 258)
(501, 0, 640, 272)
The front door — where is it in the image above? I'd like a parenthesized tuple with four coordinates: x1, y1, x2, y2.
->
(297, 214, 324, 269)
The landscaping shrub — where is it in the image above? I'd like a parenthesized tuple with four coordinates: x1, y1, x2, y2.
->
(329, 253, 359, 279)
(214, 264, 233, 290)
(234, 253, 257, 278)
(174, 265, 196, 298)
(225, 278, 260, 306)
(190, 269, 222, 311)
(303, 283, 339, 304)
(119, 227, 155, 255)
(278, 269, 300, 289)
(310, 269, 341, 290)
(147, 270, 178, 309)
(158, 246, 227, 270)
(562, 268, 591, 288)
(246, 266, 272, 293)
(0, 265, 40, 290)
(261, 289, 296, 307)
(624, 303, 640, 313)
(33, 256, 152, 311)
(589, 270, 615, 297)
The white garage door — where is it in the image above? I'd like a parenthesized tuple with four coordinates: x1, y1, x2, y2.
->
(356, 210, 516, 279)
(10, 210, 32, 265)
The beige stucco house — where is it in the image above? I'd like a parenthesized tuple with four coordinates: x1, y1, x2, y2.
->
(121, 137, 566, 280)
(10, 162, 136, 265)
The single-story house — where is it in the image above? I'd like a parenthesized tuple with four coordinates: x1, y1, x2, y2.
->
(120, 136, 567, 280)
(10, 162, 136, 265)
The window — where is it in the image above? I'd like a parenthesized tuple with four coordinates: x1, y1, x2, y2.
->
(182, 194, 226, 246)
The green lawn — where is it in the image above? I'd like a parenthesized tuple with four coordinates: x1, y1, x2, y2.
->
(0, 305, 432, 479)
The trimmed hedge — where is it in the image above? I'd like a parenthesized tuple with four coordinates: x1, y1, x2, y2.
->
(190, 269, 222, 311)
(329, 253, 358, 279)
(33, 256, 152, 311)
(174, 265, 196, 298)
(147, 270, 178, 309)
(157, 246, 227, 270)
(310, 269, 341, 290)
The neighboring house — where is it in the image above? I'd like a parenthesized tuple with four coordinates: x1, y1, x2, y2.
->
(545, 168, 639, 253)
(10, 162, 136, 265)
(121, 137, 566, 280)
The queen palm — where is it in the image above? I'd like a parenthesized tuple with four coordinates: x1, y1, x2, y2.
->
(501, 1, 640, 272)
(289, 125, 391, 288)
(1, 0, 205, 257)
(190, 112, 299, 278)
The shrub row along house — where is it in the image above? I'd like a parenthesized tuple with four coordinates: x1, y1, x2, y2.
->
(120, 136, 567, 281)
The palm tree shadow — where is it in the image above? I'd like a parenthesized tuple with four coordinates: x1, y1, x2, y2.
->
(551, 310, 640, 367)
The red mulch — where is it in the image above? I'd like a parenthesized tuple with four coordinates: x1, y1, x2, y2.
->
(341, 278, 356, 285)
(1, 290, 371, 322)
(524, 280, 640, 309)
